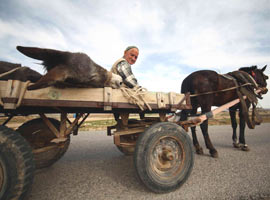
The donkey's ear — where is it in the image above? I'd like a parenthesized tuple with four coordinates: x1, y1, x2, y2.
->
(262, 65, 267, 72)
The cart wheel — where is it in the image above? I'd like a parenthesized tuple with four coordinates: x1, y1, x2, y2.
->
(115, 134, 138, 156)
(134, 122, 194, 193)
(0, 125, 35, 200)
(16, 118, 70, 169)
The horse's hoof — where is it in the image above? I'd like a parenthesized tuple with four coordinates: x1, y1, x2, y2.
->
(196, 149, 204, 155)
(210, 150, 218, 158)
(195, 145, 204, 155)
(233, 142, 240, 149)
(240, 144, 250, 151)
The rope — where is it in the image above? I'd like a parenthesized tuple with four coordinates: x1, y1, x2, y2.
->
(120, 86, 152, 111)
(0, 67, 21, 78)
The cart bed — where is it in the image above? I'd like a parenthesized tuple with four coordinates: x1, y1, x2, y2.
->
(0, 80, 190, 115)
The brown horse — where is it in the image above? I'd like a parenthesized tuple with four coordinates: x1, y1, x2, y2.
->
(0, 61, 42, 82)
(180, 65, 268, 158)
(16, 46, 123, 90)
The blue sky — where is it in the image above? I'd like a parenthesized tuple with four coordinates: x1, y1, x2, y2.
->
(0, 0, 269, 108)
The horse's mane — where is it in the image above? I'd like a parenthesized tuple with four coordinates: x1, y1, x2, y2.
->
(239, 65, 257, 72)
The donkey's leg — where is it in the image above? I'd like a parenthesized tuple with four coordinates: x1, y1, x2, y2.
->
(27, 66, 68, 90)
(239, 109, 250, 151)
(229, 107, 240, 148)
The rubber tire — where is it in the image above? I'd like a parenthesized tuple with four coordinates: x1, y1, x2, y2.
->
(134, 122, 194, 193)
(16, 118, 70, 169)
(0, 125, 35, 200)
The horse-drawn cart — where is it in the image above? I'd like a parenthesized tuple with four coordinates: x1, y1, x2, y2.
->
(0, 79, 194, 199)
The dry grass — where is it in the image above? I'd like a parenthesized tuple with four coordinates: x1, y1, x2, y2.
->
(208, 109, 270, 125)
(1, 110, 269, 131)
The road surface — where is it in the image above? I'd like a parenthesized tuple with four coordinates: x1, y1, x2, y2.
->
(26, 124, 270, 200)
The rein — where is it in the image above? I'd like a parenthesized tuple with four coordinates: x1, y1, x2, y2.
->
(190, 83, 252, 97)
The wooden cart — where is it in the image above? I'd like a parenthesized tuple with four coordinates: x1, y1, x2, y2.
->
(0, 80, 194, 199)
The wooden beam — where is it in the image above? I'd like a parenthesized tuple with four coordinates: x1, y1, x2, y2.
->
(39, 113, 60, 138)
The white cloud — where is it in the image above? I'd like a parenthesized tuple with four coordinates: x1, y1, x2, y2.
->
(0, 0, 269, 107)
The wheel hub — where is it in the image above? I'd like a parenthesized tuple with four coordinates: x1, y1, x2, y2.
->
(151, 136, 184, 176)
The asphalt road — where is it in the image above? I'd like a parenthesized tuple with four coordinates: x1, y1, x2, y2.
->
(26, 124, 270, 200)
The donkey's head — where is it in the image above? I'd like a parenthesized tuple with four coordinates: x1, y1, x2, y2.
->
(106, 72, 122, 89)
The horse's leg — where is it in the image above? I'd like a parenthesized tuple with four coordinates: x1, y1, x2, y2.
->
(239, 109, 250, 151)
(181, 108, 204, 155)
(200, 119, 218, 158)
(200, 106, 218, 158)
(229, 107, 240, 148)
(191, 126, 204, 155)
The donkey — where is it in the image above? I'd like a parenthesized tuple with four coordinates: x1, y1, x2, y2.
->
(179, 65, 268, 158)
(0, 61, 42, 82)
(16, 46, 123, 90)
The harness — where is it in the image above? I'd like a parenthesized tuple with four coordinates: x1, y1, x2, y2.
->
(190, 71, 264, 129)
(227, 71, 262, 129)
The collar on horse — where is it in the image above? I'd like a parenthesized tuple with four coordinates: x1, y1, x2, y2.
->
(224, 71, 262, 129)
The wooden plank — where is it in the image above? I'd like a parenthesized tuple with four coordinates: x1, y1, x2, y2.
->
(103, 87, 112, 110)
(114, 134, 120, 146)
(64, 113, 83, 136)
(60, 113, 67, 137)
(39, 113, 60, 138)
(0, 80, 188, 111)
(119, 142, 136, 147)
(113, 127, 146, 136)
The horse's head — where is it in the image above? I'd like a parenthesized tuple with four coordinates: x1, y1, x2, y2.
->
(251, 65, 268, 94)
(240, 65, 268, 95)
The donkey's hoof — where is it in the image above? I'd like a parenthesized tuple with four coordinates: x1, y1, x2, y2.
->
(233, 142, 240, 149)
(240, 144, 250, 151)
(210, 150, 218, 158)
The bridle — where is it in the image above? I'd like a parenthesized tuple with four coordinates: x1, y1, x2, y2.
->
(250, 70, 268, 95)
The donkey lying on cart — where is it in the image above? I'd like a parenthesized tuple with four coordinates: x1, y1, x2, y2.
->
(179, 65, 268, 158)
